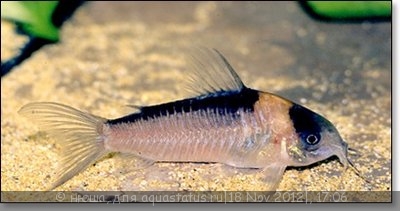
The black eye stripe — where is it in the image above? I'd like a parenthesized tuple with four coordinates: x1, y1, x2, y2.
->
(289, 104, 322, 136)
(289, 103, 328, 148)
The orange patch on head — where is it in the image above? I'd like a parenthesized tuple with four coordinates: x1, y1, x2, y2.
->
(253, 92, 298, 146)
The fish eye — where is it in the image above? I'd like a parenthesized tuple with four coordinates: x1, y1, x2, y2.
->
(306, 134, 319, 145)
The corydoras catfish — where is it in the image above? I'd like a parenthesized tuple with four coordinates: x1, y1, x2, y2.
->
(19, 48, 362, 190)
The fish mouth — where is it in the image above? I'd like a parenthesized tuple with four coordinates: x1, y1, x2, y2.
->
(334, 142, 349, 168)
(333, 140, 370, 183)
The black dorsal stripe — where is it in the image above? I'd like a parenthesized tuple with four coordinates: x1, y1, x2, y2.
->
(107, 88, 259, 125)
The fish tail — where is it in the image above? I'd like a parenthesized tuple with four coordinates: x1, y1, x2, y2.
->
(18, 102, 109, 189)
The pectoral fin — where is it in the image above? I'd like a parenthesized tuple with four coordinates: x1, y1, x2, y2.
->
(260, 164, 286, 191)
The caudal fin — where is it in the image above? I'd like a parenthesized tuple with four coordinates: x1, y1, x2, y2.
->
(19, 102, 109, 189)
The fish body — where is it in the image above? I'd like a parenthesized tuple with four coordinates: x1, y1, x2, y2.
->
(105, 89, 289, 169)
(19, 48, 354, 190)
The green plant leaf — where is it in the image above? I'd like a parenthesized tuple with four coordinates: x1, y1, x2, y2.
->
(307, 1, 391, 19)
(1, 1, 60, 41)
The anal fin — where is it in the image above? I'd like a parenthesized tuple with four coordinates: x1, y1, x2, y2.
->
(113, 153, 155, 174)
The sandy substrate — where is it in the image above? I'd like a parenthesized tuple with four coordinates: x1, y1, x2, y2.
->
(1, 2, 391, 202)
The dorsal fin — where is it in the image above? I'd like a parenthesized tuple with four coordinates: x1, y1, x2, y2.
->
(185, 48, 245, 97)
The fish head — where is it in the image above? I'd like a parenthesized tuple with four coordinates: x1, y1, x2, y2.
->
(286, 103, 352, 168)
